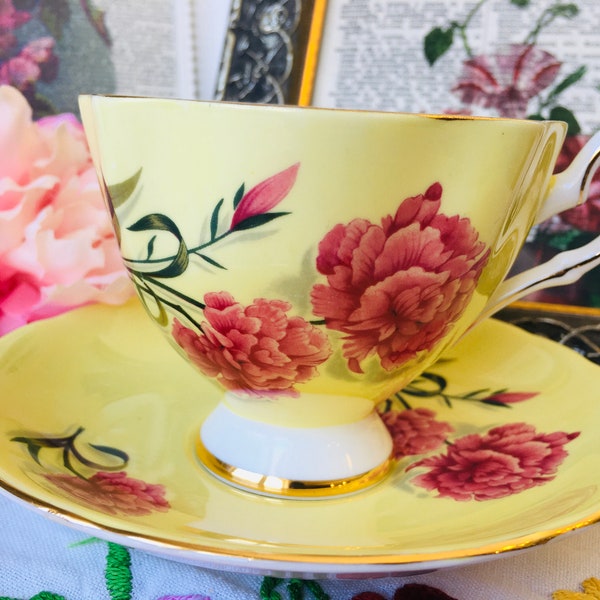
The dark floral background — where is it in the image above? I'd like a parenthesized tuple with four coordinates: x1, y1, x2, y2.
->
(0, 0, 114, 117)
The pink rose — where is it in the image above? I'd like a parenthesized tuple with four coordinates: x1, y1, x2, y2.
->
(408, 422, 579, 501)
(0, 55, 39, 89)
(0, 85, 133, 335)
(44, 471, 170, 516)
(0, 0, 30, 33)
(311, 183, 489, 373)
(380, 408, 454, 459)
(19, 37, 58, 83)
(172, 292, 332, 396)
(453, 45, 561, 118)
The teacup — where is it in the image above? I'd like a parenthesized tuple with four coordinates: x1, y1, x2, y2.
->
(79, 95, 600, 498)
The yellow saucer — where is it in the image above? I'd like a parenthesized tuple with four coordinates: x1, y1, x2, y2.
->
(0, 300, 599, 577)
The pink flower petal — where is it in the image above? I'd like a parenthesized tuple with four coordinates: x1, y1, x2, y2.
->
(230, 163, 299, 229)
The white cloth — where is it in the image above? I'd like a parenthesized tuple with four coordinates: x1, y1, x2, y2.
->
(0, 492, 598, 599)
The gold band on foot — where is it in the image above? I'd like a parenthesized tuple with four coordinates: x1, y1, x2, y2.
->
(195, 438, 392, 499)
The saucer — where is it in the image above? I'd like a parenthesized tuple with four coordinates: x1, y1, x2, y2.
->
(0, 300, 599, 577)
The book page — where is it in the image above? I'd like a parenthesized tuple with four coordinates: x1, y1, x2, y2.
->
(313, 0, 600, 132)
(95, 0, 196, 98)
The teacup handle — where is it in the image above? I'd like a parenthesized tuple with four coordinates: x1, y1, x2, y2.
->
(479, 131, 600, 322)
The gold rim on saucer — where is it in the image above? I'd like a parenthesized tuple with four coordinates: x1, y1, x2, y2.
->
(1, 300, 600, 576)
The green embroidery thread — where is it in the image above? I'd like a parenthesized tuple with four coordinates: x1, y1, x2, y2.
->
(259, 577, 330, 600)
(105, 543, 132, 600)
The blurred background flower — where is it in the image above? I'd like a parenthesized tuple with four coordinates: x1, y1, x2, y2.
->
(0, 84, 132, 335)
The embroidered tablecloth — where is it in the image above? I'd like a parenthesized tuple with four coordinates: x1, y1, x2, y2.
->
(0, 491, 598, 600)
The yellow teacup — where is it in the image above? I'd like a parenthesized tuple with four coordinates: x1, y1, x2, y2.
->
(79, 96, 600, 497)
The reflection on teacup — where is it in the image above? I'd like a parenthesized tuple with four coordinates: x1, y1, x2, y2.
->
(79, 96, 600, 498)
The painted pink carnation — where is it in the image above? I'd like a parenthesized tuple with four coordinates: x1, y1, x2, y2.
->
(408, 422, 579, 501)
(0, 86, 132, 334)
(380, 408, 454, 459)
(172, 292, 332, 395)
(311, 182, 489, 373)
(44, 471, 170, 516)
(453, 44, 561, 118)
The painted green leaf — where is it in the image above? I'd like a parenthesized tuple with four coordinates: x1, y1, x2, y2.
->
(210, 198, 224, 241)
(482, 399, 512, 408)
(549, 106, 581, 136)
(107, 168, 142, 209)
(424, 26, 454, 66)
(40, 0, 71, 40)
(146, 235, 157, 260)
(11, 439, 44, 465)
(128, 213, 189, 278)
(89, 444, 130, 465)
(230, 211, 290, 232)
(233, 183, 245, 209)
(198, 253, 226, 270)
(404, 372, 446, 397)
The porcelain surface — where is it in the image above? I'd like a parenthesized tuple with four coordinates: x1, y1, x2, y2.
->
(0, 301, 599, 577)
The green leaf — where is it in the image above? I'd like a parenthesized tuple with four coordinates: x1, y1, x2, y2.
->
(549, 65, 586, 99)
(210, 198, 224, 241)
(230, 211, 290, 232)
(233, 183, 245, 209)
(550, 3, 579, 19)
(527, 113, 545, 121)
(424, 26, 454, 66)
(39, 0, 71, 40)
(197, 253, 226, 269)
(481, 399, 512, 408)
(128, 213, 189, 278)
(27, 91, 58, 119)
(403, 372, 447, 397)
(80, 0, 112, 46)
(549, 105, 581, 135)
(107, 168, 142, 209)
(89, 444, 130, 465)
(546, 227, 583, 251)
(146, 235, 156, 260)
(510, 0, 530, 6)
